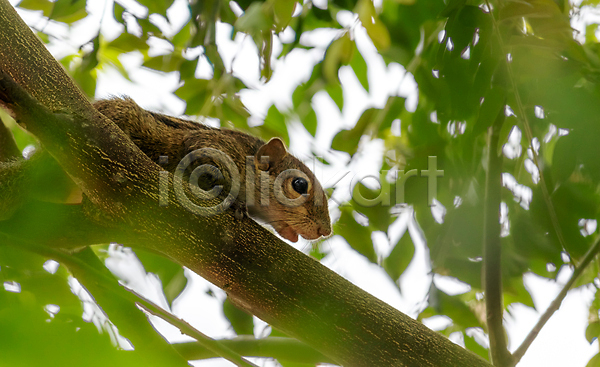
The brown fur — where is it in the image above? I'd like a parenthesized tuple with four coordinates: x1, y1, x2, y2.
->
(94, 97, 332, 242)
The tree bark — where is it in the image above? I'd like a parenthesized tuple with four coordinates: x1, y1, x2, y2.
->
(0, 2, 492, 366)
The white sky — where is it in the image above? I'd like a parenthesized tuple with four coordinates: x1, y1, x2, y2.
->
(8, 0, 600, 366)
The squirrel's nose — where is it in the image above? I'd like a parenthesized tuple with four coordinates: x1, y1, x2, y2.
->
(318, 226, 332, 237)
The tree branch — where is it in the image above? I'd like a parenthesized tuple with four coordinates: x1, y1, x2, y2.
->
(483, 101, 511, 366)
(133, 290, 259, 367)
(512, 234, 600, 364)
(0, 2, 493, 365)
(172, 337, 334, 364)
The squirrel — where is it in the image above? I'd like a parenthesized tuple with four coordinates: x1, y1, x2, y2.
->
(93, 97, 332, 243)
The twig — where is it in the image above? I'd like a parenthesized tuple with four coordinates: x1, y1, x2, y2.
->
(131, 289, 259, 367)
(0, 232, 256, 366)
(483, 99, 512, 367)
(172, 336, 334, 364)
(512, 234, 600, 364)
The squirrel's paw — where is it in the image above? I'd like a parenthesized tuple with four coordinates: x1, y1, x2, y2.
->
(233, 201, 246, 221)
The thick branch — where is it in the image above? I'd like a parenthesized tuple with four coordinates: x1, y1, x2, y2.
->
(0, 2, 492, 366)
(483, 102, 511, 366)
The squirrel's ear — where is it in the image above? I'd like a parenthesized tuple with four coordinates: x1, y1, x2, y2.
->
(256, 138, 288, 171)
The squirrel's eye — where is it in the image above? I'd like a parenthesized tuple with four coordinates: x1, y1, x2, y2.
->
(292, 177, 308, 195)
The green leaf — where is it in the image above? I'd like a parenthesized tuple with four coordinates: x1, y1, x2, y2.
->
(273, 0, 296, 30)
(143, 54, 185, 72)
(134, 249, 187, 307)
(331, 108, 376, 155)
(503, 276, 534, 309)
(383, 230, 415, 283)
(223, 298, 255, 335)
(303, 109, 317, 136)
(175, 79, 210, 115)
(264, 105, 288, 140)
(113, 1, 125, 23)
(474, 87, 505, 138)
(325, 84, 344, 112)
(587, 353, 600, 367)
(586, 321, 600, 344)
(17, 0, 52, 17)
(5, 117, 37, 151)
(138, 17, 163, 37)
(464, 332, 489, 361)
(235, 2, 273, 36)
(137, 0, 174, 16)
(107, 33, 149, 53)
(439, 0, 467, 18)
(378, 96, 406, 135)
(51, 0, 87, 23)
(0, 297, 144, 367)
(323, 33, 354, 85)
(427, 287, 484, 329)
(172, 22, 193, 48)
(334, 208, 376, 262)
(350, 44, 369, 92)
(349, 173, 393, 233)
(356, 0, 390, 51)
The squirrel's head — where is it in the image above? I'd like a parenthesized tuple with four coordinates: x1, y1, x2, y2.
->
(247, 138, 332, 243)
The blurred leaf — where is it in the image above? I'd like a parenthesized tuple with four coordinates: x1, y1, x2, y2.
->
(331, 108, 376, 155)
(303, 109, 317, 136)
(474, 87, 505, 138)
(383, 231, 415, 283)
(356, 0, 390, 51)
(426, 287, 484, 329)
(350, 45, 369, 92)
(588, 353, 600, 367)
(223, 298, 255, 335)
(138, 17, 163, 37)
(503, 276, 534, 309)
(323, 33, 353, 85)
(350, 174, 394, 233)
(71, 36, 100, 98)
(6, 119, 37, 151)
(0, 295, 143, 367)
(143, 54, 185, 72)
(134, 249, 187, 307)
(137, 0, 174, 16)
(334, 208, 376, 262)
(107, 33, 149, 53)
(175, 79, 211, 115)
(235, 2, 273, 36)
(273, 0, 295, 31)
(464, 332, 489, 361)
(264, 105, 289, 144)
(51, 0, 87, 23)
(325, 84, 344, 112)
(113, 1, 125, 23)
(17, 0, 52, 17)
(586, 321, 600, 344)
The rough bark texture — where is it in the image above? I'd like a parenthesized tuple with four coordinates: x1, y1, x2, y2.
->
(0, 2, 492, 366)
